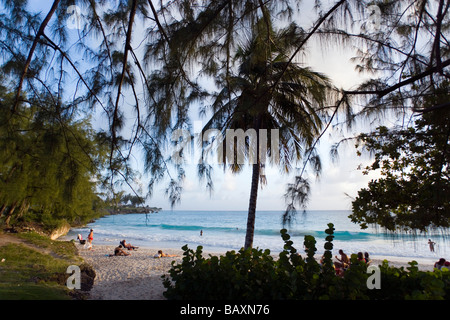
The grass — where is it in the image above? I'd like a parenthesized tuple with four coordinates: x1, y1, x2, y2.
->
(16, 232, 81, 261)
(0, 232, 85, 300)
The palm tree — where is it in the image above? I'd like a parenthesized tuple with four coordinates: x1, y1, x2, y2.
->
(200, 17, 334, 249)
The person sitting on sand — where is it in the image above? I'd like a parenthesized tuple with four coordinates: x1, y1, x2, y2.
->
(77, 234, 86, 245)
(334, 249, 349, 269)
(364, 252, 372, 265)
(154, 250, 177, 258)
(434, 258, 450, 271)
(114, 245, 130, 256)
(120, 240, 138, 250)
(357, 252, 366, 263)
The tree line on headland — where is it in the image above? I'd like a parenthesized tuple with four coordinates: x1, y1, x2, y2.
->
(105, 192, 161, 214)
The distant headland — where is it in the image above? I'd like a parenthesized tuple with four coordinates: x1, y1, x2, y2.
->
(107, 205, 162, 215)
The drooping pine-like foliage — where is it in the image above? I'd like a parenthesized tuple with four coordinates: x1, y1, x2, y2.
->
(0, 0, 448, 234)
(0, 85, 109, 229)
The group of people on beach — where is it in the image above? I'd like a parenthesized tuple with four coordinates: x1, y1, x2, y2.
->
(427, 239, 449, 271)
(77, 231, 447, 271)
(112, 241, 178, 258)
(110, 240, 177, 258)
(329, 249, 371, 277)
(113, 240, 139, 256)
(76, 229, 176, 258)
(77, 229, 94, 250)
(332, 248, 450, 274)
(434, 258, 450, 271)
(113, 244, 177, 258)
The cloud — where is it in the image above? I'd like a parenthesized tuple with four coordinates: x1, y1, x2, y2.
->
(222, 170, 238, 191)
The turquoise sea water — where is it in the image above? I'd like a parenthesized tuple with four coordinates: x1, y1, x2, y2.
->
(64, 210, 449, 260)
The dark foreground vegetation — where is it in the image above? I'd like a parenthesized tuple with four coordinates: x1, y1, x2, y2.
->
(163, 224, 450, 300)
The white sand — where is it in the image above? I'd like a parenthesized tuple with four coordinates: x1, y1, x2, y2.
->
(79, 245, 186, 300)
(366, 255, 436, 271)
(78, 244, 438, 300)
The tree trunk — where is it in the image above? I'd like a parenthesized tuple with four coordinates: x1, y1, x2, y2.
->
(4, 202, 18, 227)
(244, 162, 260, 250)
(16, 199, 30, 220)
(0, 204, 6, 217)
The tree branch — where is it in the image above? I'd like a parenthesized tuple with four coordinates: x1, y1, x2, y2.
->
(13, 0, 61, 112)
(271, 0, 346, 92)
(343, 58, 450, 98)
(41, 34, 107, 114)
(147, 0, 170, 43)
(111, 0, 138, 167)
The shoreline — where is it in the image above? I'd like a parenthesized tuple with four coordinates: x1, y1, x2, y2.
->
(69, 234, 444, 264)
(78, 243, 438, 300)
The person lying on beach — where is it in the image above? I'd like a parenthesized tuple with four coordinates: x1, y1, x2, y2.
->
(114, 245, 130, 256)
(154, 250, 178, 258)
(120, 240, 139, 250)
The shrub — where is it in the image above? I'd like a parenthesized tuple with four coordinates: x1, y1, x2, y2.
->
(162, 223, 450, 300)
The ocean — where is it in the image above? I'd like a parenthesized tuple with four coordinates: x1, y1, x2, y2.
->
(63, 210, 449, 261)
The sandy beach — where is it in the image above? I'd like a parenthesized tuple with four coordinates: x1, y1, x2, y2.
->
(78, 243, 439, 300)
(79, 245, 185, 300)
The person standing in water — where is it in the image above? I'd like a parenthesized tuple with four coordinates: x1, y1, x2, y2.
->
(428, 239, 436, 252)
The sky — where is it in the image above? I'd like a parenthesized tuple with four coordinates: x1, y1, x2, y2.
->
(144, 14, 383, 212)
(149, 136, 380, 212)
(25, 0, 385, 212)
(139, 44, 382, 212)
(136, 1, 385, 212)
